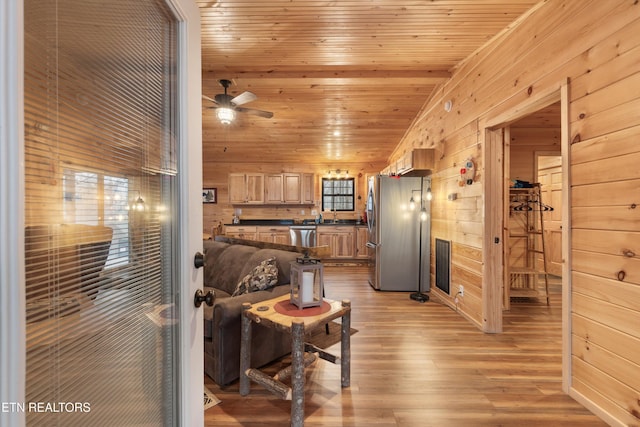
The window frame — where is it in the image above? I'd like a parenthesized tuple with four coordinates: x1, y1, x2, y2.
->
(62, 167, 131, 269)
(321, 177, 356, 212)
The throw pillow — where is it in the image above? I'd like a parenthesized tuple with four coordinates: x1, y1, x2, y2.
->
(232, 257, 279, 296)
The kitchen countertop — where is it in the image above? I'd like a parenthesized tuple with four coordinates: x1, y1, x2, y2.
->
(224, 219, 294, 226)
(224, 219, 364, 226)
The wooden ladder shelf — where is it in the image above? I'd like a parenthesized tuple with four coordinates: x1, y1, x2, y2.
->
(508, 183, 551, 305)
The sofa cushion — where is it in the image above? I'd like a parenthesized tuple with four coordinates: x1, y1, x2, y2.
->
(241, 248, 302, 287)
(202, 240, 230, 287)
(209, 244, 260, 295)
(232, 256, 279, 296)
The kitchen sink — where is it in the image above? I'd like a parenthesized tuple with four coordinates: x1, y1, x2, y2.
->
(319, 219, 359, 225)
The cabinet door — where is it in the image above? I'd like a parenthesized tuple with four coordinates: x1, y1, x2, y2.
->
(283, 173, 301, 203)
(316, 231, 333, 256)
(265, 174, 284, 203)
(228, 173, 247, 203)
(272, 230, 291, 245)
(355, 227, 369, 259)
(301, 173, 314, 204)
(256, 227, 290, 245)
(334, 229, 355, 258)
(225, 226, 257, 241)
(245, 173, 264, 204)
(256, 228, 273, 243)
(317, 226, 355, 259)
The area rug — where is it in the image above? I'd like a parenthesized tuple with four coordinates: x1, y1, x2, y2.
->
(204, 386, 221, 411)
(305, 321, 358, 350)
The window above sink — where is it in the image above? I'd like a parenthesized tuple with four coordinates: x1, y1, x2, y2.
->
(321, 177, 355, 211)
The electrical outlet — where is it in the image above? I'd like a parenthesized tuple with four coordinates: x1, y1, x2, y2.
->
(458, 285, 464, 297)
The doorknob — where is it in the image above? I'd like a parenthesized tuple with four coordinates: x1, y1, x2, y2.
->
(194, 251, 205, 269)
(194, 289, 215, 308)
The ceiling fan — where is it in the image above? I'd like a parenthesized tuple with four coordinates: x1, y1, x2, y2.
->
(203, 79, 273, 124)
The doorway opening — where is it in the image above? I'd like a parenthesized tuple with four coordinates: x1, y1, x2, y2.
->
(505, 102, 562, 310)
(484, 82, 571, 391)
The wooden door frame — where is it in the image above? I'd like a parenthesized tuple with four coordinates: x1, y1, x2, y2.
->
(483, 80, 571, 391)
(483, 127, 505, 333)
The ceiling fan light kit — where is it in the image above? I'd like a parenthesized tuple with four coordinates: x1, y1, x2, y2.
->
(216, 107, 235, 125)
(203, 79, 273, 124)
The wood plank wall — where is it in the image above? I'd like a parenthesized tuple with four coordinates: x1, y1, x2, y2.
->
(391, 1, 640, 425)
(202, 162, 384, 234)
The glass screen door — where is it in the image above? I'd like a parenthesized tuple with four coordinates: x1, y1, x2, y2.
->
(21, 0, 203, 425)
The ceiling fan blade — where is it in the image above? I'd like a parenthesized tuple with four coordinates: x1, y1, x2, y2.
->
(202, 94, 219, 104)
(230, 91, 257, 106)
(235, 106, 274, 119)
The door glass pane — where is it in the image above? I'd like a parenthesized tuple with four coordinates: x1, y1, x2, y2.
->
(24, 0, 179, 425)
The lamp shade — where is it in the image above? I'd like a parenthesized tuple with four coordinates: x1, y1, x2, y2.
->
(216, 107, 235, 124)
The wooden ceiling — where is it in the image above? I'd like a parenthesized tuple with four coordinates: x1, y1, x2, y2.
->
(197, 1, 541, 167)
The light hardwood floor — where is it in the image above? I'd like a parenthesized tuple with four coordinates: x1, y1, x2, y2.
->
(204, 266, 606, 426)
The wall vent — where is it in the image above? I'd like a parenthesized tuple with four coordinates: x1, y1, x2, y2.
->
(435, 238, 451, 294)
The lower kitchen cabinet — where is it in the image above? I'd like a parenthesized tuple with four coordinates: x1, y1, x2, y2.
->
(224, 226, 257, 241)
(317, 226, 355, 259)
(355, 226, 369, 259)
(256, 226, 291, 245)
(224, 223, 365, 261)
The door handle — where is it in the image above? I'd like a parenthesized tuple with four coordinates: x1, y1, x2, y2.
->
(194, 251, 205, 269)
(194, 289, 215, 308)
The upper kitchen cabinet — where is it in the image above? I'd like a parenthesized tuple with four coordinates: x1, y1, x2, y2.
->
(244, 172, 315, 205)
(265, 173, 302, 204)
(264, 173, 284, 204)
(301, 173, 315, 204)
(396, 148, 435, 176)
(228, 173, 265, 204)
(264, 172, 314, 205)
(283, 173, 302, 204)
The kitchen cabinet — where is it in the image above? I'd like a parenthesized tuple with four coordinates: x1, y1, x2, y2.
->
(317, 226, 355, 259)
(228, 173, 264, 204)
(264, 174, 284, 204)
(231, 172, 314, 205)
(224, 226, 257, 240)
(256, 226, 291, 245)
(395, 148, 435, 175)
(301, 173, 315, 204)
(355, 226, 369, 259)
(264, 173, 305, 204)
(283, 173, 302, 204)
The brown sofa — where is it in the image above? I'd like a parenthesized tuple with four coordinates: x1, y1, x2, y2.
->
(202, 240, 302, 386)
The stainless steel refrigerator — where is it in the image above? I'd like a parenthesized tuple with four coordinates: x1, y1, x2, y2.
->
(366, 175, 431, 292)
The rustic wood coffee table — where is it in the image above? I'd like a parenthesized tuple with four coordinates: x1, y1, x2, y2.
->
(239, 294, 351, 427)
